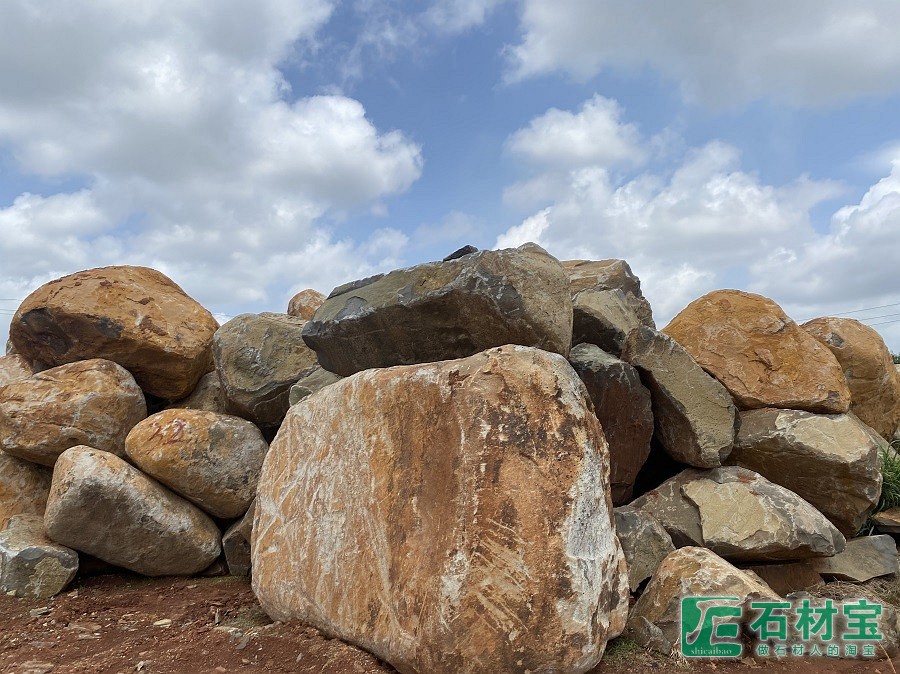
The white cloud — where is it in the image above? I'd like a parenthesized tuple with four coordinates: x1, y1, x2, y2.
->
(497, 97, 846, 323)
(424, 0, 506, 34)
(506, 1, 900, 107)
(505, 95, 644, 169)
(0, 0, 424, 346)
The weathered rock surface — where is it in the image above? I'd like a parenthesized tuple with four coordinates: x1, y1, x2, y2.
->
(626, 547, 779, 653)
(223, 501, 255, 577)
(562, 259, 655, 328)
(302, 244, 573, 376)
(0, 354, 32, 387)
(803, 317, 900, 439)
(571, 289, 642, 356)
(253, 345, 629, 674)
(664, 290, 850, 413)
(0, 453, 52, 529)
(630, 466, 845, 562)
(729, 408, 883, 536)
(873, 507, 900, 534)
(45, 446, 221, 576)
(0, 359, 147, 466)
(125, 409, 268, 519)
(614, 506, 675, 592)
(288, 365, 344, 406)
(167, 372, 227, 414)
(812, 535, 899, 582)
(569, 343, 652, 504)
(214, 313, 318, 429)
(287, 289, 326, 320)
(621, 327, 736, 468)
(0, 514, 78, 598)
(742, 562, 823, 597)
(9, 266, 218, 399)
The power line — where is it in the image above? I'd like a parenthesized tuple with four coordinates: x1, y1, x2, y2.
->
(858, 311, 900, 323)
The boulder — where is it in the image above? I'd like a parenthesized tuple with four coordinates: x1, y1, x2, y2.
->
(569, 343, 653, 504)
(223, 501, 255, 577)
(626, 547, 779, 654)
(0, 515, 78, 599)
(287, 289, 326, 320)
(253, 345, 629, 674)
(44, 446, 221, 576)
(630, 466, 845, 562)
(729, 408, 883, 536)
(562, 259, 655, 327)
(125, 409, 268, 519)
(9, 266, 218, 399)
(802, 317, 900, 439)
(213, 313, 318, 429)
(288, 365, 344, 406)
(664, 290, 850, 413)
(0, 359, 147, 466)
(812, 536, 899, 582)
(614, 506, 675, 592)
(873, 508, 900, 534)
(167, 372, 227, 414)
(571, 289, 642, 356)
(0, 354, 32, 387)
(302, 244, 573, 377)
(0, 453, 52, 529)
(621, 327, 736, 468)
(742, 562, 823, 597)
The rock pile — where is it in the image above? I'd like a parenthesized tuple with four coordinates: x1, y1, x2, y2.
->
(2, 245, 900, 671)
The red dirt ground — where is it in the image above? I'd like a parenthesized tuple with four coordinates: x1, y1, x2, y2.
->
(0, 574, 898, 673)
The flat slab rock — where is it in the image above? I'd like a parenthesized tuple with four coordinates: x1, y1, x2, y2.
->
(803, 317, 900, 439)
(664, 290, 850, 413)
(9, 265, 218, 400)
(621, 326, 736, 468)
(0, 359, 147, 466)
(302, 244, 573, 376)
(253, 345, 629, 674)
(630, 466, 845, 562)
(44, 446, 221, 576)
(811, 535, 899, 582)
(729, 408, 884, 536)
(0, 514, 78, 599)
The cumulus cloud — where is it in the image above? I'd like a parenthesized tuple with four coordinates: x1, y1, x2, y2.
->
(506, 1, 900, 107)
(497, 96, 846, 322)
(0, 0, 424, 345)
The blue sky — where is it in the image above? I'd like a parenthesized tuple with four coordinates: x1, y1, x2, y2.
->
(3, 1, 900, 350)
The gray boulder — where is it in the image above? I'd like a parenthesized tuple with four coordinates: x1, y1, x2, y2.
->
(0, 514, 78, 598)
(571, 288, 642, 356)
(302, 244, 573, 376)
(614, 506, 675, 592)
(288, 365, 344, 406)
(562, 259, 655, 327)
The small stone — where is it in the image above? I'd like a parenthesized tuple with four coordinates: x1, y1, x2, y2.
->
(286, 289, 326, 320)
(223, 501, 255, 577)
(288, 365, 343, 406)
(614, 506, 675, 592)
(0, 515, 78, 599)
(153, 618, 172, 627)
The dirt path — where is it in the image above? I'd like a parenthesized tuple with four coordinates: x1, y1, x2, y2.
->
(0, 574, 898, 673)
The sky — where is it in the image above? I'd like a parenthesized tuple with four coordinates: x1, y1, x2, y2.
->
(3, 1, 900, 352)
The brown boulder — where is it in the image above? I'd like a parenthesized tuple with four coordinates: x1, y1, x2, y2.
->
(664, 290, 850, 413)
(9, 266, 218, 399)
(214, 313, 318, 429)
(44, 445, 221, 576)
(562, 259, 655, 327)
(125, 409, 268, 519)
(0, 453, 51, 529)
(287, 289, 325, 320)
(0, 359, 146, 466)
(302, 244, 573, 376)
(729, 408, 883, 536)
(802, 317, 900, 438)
(166, 372, 227, 414)
(253, 345, 629, 673)
(0, 354, 32, 387)
(569, 343, 653, 504)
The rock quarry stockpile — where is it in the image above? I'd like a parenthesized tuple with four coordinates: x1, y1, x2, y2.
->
(2, 246, 900, 671)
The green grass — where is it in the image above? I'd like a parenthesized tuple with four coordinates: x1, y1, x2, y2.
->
(861, 439, 900, 535)
(602, 637, 641, 663)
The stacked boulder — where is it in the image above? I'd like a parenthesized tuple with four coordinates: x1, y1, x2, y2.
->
(1, 248, 899, 670)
